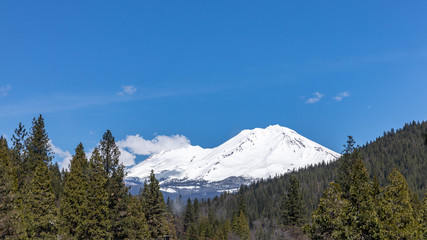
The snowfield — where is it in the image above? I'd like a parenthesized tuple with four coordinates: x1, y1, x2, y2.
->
(126, 125, 340, 193)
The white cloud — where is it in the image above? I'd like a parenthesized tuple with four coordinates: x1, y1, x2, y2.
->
(118, 147, 137, 167)
(305, 92, 324, 104)
(118, 85, 137, 95)
(117, 134, 191, 156)
(50, 141, 73, 170)
(0, 85, 11, 96)
(333, 91, 351, 101)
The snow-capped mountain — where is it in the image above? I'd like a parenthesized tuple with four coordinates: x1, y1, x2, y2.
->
(125, 125, 340, 198)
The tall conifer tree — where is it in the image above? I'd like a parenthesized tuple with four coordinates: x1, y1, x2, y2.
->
(345, 158, 381, 239)
(184, 198, 195, 232)
(231, 210, 250, 240)
(231, 194, 250, 239)
(60, 143, 89, 239)
(99, 130, 128, 239)
(10, 122, 27, 191)
(305, 183, 348, 239)
(24, 115, 53, 176)
(379, 168, 420, 239)
(141, 170, 169, 238)
(24, 163, 58, 239)
(86, 148, 112, 240)
(337, 136, 359, 198)
(282, 174, 305, 226)
(21, 115, 58, 239)
(0, 137, 17, 238)
(50, 162, 62, 202)
(123, 195, 150, 239)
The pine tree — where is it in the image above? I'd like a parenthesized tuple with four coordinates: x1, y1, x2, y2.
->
(24, 163, 58, 239)
(344, 158, 381, 239)
(379, 168, 420, 239)
(123, 195, 150, 240)
(305, 183, 348, 239)
(193, 198, 199, 222)
(86, 148, 112, 240)
(50, 162, 62, 202)
(100, 130, 121, 177)
(231, 210, 250, 240)
(99, 130, 128, 239)
(0, 137, 17, 238)
(281, 174, 304, 226)
(21, 115, 58, 239)
(60, 143, 89, 239)
(336, 136, 359, 198)
(10, 122, 27, 191)
(184, 198, 195, 232)
(24, 115, 53, 176)
(141, 170, 169, 238)
(231, 194, 250, 239)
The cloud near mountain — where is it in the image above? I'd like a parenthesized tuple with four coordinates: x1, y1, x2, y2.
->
(117, 134, 191, 166)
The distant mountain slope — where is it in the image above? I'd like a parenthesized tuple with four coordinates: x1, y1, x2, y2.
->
(125, 125, 340, 198)
(201, 121, 427, 231)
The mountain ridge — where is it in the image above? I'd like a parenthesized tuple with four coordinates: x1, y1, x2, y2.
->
(125, 124, 340, 198)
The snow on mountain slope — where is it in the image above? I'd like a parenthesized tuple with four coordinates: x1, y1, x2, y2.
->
(126, 125, 340, 185)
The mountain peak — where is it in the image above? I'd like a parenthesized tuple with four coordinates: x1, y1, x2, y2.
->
(126, 125, 340, 198)
(127, 125, 339, 183)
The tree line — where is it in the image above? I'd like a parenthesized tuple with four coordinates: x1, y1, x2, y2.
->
(0, 115, 173, 239)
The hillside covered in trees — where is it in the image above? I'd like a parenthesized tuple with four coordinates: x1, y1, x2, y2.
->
(0, 116, 426, 239)
(185, 121, 427, 238)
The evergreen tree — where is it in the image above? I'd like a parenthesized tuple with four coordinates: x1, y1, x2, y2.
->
(193, 198, 200, 222)
(24, 163, 58, 239)
(123, 195, 150, 240)
(0, 137, 13, 177)
(231, 210, 250, 240)
(231, 195, 250, 239)
(345, 158, 381, 239)
(100, 130, 121, 177)
(21, 115, 58, 239)
(141, 170, 169, 238)
(10, 122, 27, 190)
(186, 224, 198, 240)
(184, 198, 195, 232)
(86, 148, 112, 240)
(379, 168, 420, 239)
(60, 143, 89, 239)
(305, 183, 348, 239)
(337, 136, 359, 198)
(281, 174, 304, 226)
(50, 162, 62, 202)
(24, 115, 53, 176)
(99, 130, 128, 239)
(0, 137, 17, 238)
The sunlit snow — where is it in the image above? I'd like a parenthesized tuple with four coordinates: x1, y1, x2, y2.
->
(126, 125, 340, 183)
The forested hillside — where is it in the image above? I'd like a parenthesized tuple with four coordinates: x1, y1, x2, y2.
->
(184, 121, 427, 238)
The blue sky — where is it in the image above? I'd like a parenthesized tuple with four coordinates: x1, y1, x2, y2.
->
(1, 1, 427, 167)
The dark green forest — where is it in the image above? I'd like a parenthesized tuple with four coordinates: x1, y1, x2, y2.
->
(0, 116, 426, 239)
